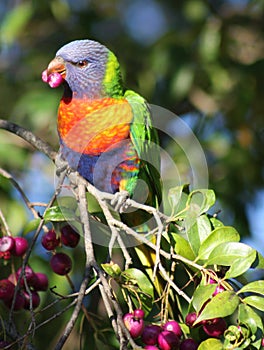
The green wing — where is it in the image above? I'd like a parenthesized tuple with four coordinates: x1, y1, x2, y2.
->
(124, 90, 162, 208)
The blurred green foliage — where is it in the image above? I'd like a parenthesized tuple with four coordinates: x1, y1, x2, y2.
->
(0, 0, 263, 348)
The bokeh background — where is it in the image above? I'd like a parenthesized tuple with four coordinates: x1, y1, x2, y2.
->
(0, 0, 263, 348)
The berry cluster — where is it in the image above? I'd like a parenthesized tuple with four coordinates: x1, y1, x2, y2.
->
(0, 266, 48, 311)
(179, 280, 227, 347)
(182, 278, 227, 340)
(123, 281, 229, 350)
(185, 311, 227, 338)
(41, 225, 80, 275)
(0, 234, 48, 311)
(123, 309, 198, 350)
(0, 236, 28, 260)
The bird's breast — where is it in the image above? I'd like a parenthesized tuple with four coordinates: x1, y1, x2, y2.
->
(58, 97, 133, 155)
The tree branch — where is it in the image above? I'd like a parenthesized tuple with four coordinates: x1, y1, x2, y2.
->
(0, 119, 56, 160)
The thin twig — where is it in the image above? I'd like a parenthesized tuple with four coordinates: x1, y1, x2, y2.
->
(0, 168, 43, 221)
(98, 284, 118, 334)
(158, 263, 191, 303)
(8, 299, 77, 350)
(0, 119, 56, 160)
(152, 210, 164, 280)
(96, 268, 138, 350)
(9, 173, 64, 324)
(0, 208, 12, 236)
(54, 180, 94, 350)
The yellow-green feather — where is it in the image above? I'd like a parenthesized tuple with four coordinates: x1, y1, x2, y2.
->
(103, 51, 123, 98)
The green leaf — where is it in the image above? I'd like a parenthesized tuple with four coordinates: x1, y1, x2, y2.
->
(192, 284, 217, 313)
(186, 215, 212, 255)
(185, 189, 216, 254)
(207, 242, 256, 266)
(173, 233, 196, 261)
(121, 268, 154, 297)
(23, 218, 41, 234)
(252, 252, 264, 269)
(198, 226, 240, 260)
(44, 206, 78, 222)
(101, 262, 122, 278)
(186, 221, 200, 255)
(195, 291, 240, 324)
(237, 280, 264, 296)
(225, 251, 257, 278)
(198, 338, 223, 350)
(168, 185, 188, 216)
(210, 217, 224, 229)
(238, 303, 264, 334)
(186, 189, 216, 216)
(56, 196, 78, 211)
(196, 215, 212, 243)
(121, 268, 154, 314)
(86, 193, 102, 214)
(242, 295, 264, 312)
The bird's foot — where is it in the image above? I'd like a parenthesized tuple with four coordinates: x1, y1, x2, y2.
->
(55, 153, 69, 177)
(111, 191, 130, 213)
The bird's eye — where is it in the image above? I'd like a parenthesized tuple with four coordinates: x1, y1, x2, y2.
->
(74, 60, 89, 68)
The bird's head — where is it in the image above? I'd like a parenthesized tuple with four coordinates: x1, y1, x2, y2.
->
(42, 39, 123, 99)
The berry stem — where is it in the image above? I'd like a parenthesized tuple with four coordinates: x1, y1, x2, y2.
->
(65, 274, 76, 292)
(0, 208, 12, 236)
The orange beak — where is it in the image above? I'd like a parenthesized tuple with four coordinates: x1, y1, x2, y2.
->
(47, 56, 66, 79)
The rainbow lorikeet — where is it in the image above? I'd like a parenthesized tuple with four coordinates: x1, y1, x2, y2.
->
(42, 39, 161, 214)
(42, 39, 162, 287)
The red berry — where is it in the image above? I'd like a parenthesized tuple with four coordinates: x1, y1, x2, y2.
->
(141, 324, 162, 345)
(11, 237, 28, 256)
(203, 318, 227, 338)
(0, 236, 15, 252)
(0, 279, 15, 302)
(158, 330, 180, 350)
(209, 278, 225, 296)
(144, 346, 160, 350)
(42, 69, 64, 88)
(212, 285, 225, 296)
(60, 225, 80, 248)
(23, 290, 40, 309)
(185, 313, 198, 328)
(16, 266, 37, 288)
(123, 312, 144, 338)
(0, 251, 11, 260)
(123, 312, 133, 321)
(41, 230, 60, 251)
(50, 252, 72, 275)
(5, 292, 25, 311)
(261, 338, 264, 347)
(32, 272, 49, 291)
(133, 309, 145, 319)
(163, 321, 182, 338)
(180, 339, 198, 350)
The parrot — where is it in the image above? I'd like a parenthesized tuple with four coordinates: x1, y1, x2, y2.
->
(42, 39, 162, 293)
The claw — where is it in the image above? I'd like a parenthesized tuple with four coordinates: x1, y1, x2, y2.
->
(55, 153, 69, 177)
(111, 191, 130, 212)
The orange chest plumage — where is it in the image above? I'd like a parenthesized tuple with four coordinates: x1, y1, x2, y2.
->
(58, 97, 133, 155)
